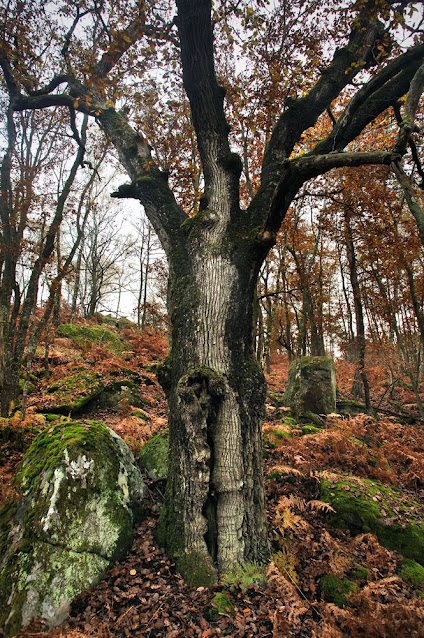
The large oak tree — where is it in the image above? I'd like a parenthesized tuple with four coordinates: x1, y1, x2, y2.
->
(1, 0, 424, 583)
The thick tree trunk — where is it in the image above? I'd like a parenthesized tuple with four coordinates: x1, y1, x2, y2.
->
(157, 218, 269, 583)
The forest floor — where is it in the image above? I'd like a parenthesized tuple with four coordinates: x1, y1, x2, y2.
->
(1, 321, 424, 638)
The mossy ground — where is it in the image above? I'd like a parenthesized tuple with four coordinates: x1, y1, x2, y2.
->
(398, 558, 424, 586)
(205, 592, 235, 621)
(175, 551, 216, 588)
(321, 475, 424, 564)
(319, 574, 358, 607)
(56, 323, 128, 354)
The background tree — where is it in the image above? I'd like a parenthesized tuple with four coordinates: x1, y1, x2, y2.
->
(0, 101, 94, 415)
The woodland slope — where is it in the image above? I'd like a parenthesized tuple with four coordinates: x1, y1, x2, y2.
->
(0, 318, 423, 638)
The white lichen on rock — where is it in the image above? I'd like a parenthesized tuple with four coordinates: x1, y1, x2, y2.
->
(41, 467, 65, 532)
(63, 448, 94, 488)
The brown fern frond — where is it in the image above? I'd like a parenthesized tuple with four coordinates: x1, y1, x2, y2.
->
(275, 508, 310, 534)
(271, 465, 306, 478)
(306, 500, 336, 514)
(278, 495, 307, 511)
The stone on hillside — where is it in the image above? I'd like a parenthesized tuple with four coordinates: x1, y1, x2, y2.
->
(138, 431, 169, 480)
(45, 369, 105, 414)
(336, 399, 368, 416)
(56, 323, 128, 354)
(0, 421, 145, 637)
(95, 370, 147, 410)
(44, 367, 152, 414)
(284, 356, 336, 417)
(320, 474, 424, 565)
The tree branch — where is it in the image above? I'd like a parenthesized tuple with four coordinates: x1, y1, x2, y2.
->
(266, 150, 399, 239)
(391, 161, 424, 245)
(28, 74, 74, 96)
(261, 8, 388, 185)
(176, 0, 241, 217)
(393, 59, 424, 156)
(313, 44, 424, 155)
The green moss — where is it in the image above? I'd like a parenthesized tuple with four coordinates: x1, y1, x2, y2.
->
(205, 592, 235, 621)
(302, 425, 323, 435)
(96, 378, 144, 410)
(269, 428, 293, 440)
(93, 312, 117, 326)
(0, 540, 109, 637)
(116, 317, 138, 331)
(176, 550, 216, 588)
(302, 412, 325, 427)
(0, 500, 19, 558)
(267, 469, 283, 481)
(44, 414, 66, 422)
(282, 416, 297, 426)
(263, 435, 277, 458)
(350, 564, 369, 581)
(300, 356, 334, 370)
(56, 323, 127, 353)
(267, 391, 286, 407)
(131, 408, 149, 421)
(0, 423, 40, 447)
(398, 559, 424, 586)
(321, 476, 424, 564)
(137, 431, 169, 480)
(19, 378, 36, 394)
(320, 574, 358, 607)
(378, 522, 424, 564)
(181, 208, 216, 238)
(45, 369, 104, 413)
(0, 421, 145, 636)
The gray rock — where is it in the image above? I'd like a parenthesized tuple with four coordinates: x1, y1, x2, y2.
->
(285, 356, 336, 417)
(138, 431, 169, 480)
(0, 421, 145, 637)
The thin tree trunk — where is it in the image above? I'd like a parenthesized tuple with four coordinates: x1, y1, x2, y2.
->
(343, 207, 371, 411)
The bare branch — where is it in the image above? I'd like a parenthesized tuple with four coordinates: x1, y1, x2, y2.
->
(393, 59, 424, 155)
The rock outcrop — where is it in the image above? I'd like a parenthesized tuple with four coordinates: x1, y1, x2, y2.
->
(285, 356, 337, 417)
(0, 421, 145, 637)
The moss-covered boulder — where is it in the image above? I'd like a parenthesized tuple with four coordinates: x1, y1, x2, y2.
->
(44, 369, 105, 414)
(56, 323, 128, 354)
(336, 399, 367, 416)
(398, 559, 424, 587)
(137, 431, 169, 480)
(95, 370, 147, 410)
(321, 475, 424, 565)
(320, 574, 358, 607)
(95, 380, 142, 409)
(0, 421, 145, 637)
(285, 356, 336, 417)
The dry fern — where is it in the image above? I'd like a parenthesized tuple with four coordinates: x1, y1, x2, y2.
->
(274, 508, 310, 536)
(270, 464, 305, 478)
(277, 495, 335, 515)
